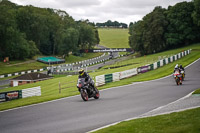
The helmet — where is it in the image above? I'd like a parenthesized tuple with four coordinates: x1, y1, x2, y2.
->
(175, 64, 179, 69)
(180, 64, 182, 68)
(79, 69, 84, 76)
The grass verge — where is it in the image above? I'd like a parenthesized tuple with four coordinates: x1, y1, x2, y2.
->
(193, 88, 200, 94)
(93, 107, 200, 133)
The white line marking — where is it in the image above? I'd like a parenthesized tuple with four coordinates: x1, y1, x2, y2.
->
(88, 94, 200, 133)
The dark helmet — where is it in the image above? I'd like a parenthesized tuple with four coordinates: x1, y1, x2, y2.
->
(79, 69, 84, 76)
(180, 64, 183, 68)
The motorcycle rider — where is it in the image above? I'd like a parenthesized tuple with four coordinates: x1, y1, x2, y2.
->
(179, 64, 185, 79)
(174, 64, 180, 73)
(78, 69, 95, 89)
(174, 64, 182, 84)
(179, 64, 185, 71)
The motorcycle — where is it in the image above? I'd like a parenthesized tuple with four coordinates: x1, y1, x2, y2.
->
(173, 70, 182, 85)
(77, 78, 100, 101)
(180, 70, 185, 81)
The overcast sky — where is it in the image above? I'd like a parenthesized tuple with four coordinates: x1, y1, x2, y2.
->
(10, 0, 191, 24)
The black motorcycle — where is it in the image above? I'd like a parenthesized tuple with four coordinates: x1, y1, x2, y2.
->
(77, 78, 100, 101)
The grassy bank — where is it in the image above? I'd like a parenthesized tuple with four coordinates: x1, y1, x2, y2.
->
(98, 28, 129, 48)
(0, 43, 199, 111)
(93, 107, 200, 133)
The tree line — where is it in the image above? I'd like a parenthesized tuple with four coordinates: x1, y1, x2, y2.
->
(129, 0, 200, 55)
(0, 0, 100, 60)
(96, 20, 128, 28)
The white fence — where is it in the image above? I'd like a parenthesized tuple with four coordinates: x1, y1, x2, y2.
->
(22, 86, 41, 98)
(95, 75, 105, 86)
(120, 68, 137, 79)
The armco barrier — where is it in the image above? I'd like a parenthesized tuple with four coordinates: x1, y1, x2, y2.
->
(95, 75, 105, 86)
(22, 86, 41, 98)
(120, 68, 137, 79)
(105, 74, 113, 83)
(138, 66, 149, 73)
(113, 72, 120, 82)
(153, 62, 157, 69)
(165, 58, 168, 64)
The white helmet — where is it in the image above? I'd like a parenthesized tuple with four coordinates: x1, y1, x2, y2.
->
(175, 64, 178, 69)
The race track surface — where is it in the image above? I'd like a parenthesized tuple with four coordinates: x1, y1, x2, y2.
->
(0, 59, 200, 133)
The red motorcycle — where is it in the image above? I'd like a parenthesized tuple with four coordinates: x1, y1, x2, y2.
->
(77, 78, 100, 101)
(173, 70, 182, 85)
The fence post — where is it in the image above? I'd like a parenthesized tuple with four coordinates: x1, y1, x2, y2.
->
(59, 82, 61, 94)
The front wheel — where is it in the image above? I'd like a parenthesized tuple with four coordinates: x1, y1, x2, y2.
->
(81, 89, 88, 101)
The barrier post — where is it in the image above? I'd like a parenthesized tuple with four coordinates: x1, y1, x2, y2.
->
(59, 82, 61, 94)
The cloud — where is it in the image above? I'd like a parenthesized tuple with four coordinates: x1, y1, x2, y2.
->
(10, 0, 192, 24)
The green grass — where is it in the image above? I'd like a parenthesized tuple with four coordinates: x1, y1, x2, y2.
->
(0, 53, 103, 75)
(102, 43, 199, 70)
(0, 43, 199, 111)
(98, 28, 130, 48)
(94, 107, 200, 133)
(193, 88, 200, 94)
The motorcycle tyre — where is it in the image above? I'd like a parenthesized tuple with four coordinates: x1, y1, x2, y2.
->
(176, 79, 179, 85)
(93, 87, 100, 99)
(182, 74, 185, 81)
(81, 90, 88, 101)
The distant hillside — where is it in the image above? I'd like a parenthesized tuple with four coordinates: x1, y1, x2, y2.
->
(98, 28, 130, 48)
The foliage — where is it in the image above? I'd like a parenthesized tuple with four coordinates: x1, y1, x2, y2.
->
(129, 1, 200, 55)
(0, 0, 99, 60)
(192, 0, 200, 26)
(96, 20, 128, 28)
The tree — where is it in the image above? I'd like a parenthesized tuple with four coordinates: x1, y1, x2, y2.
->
(129, 6, 168, 55)
(142, 6, 168, 54)
(192, 0, 200, 26)
(129, 21, 145, 55)
(78, 21, 97, 49)
(59, 28, 79, 56)
(165, 2, 198, 48)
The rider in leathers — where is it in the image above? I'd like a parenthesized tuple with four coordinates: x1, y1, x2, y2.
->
(179, 64, 185, 71)
(78, 69, 95, 90)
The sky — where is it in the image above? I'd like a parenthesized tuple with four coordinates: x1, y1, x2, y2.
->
(10, 0, 192, 24)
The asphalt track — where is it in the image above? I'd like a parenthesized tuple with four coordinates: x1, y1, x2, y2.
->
(0, 59, 200, 133)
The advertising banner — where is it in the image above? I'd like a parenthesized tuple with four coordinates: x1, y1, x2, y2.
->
(0, 90, 21, 102)
(139, 66, 149, 73)
(0, 93, 6, 102)
(80, 48, 134, 53)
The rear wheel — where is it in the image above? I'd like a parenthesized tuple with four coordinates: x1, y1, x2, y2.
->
(94, 87, 100, 99)
(182, 74, 185, 81)
(81, 90, 88, 101)
(176, 78, 179, 85)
